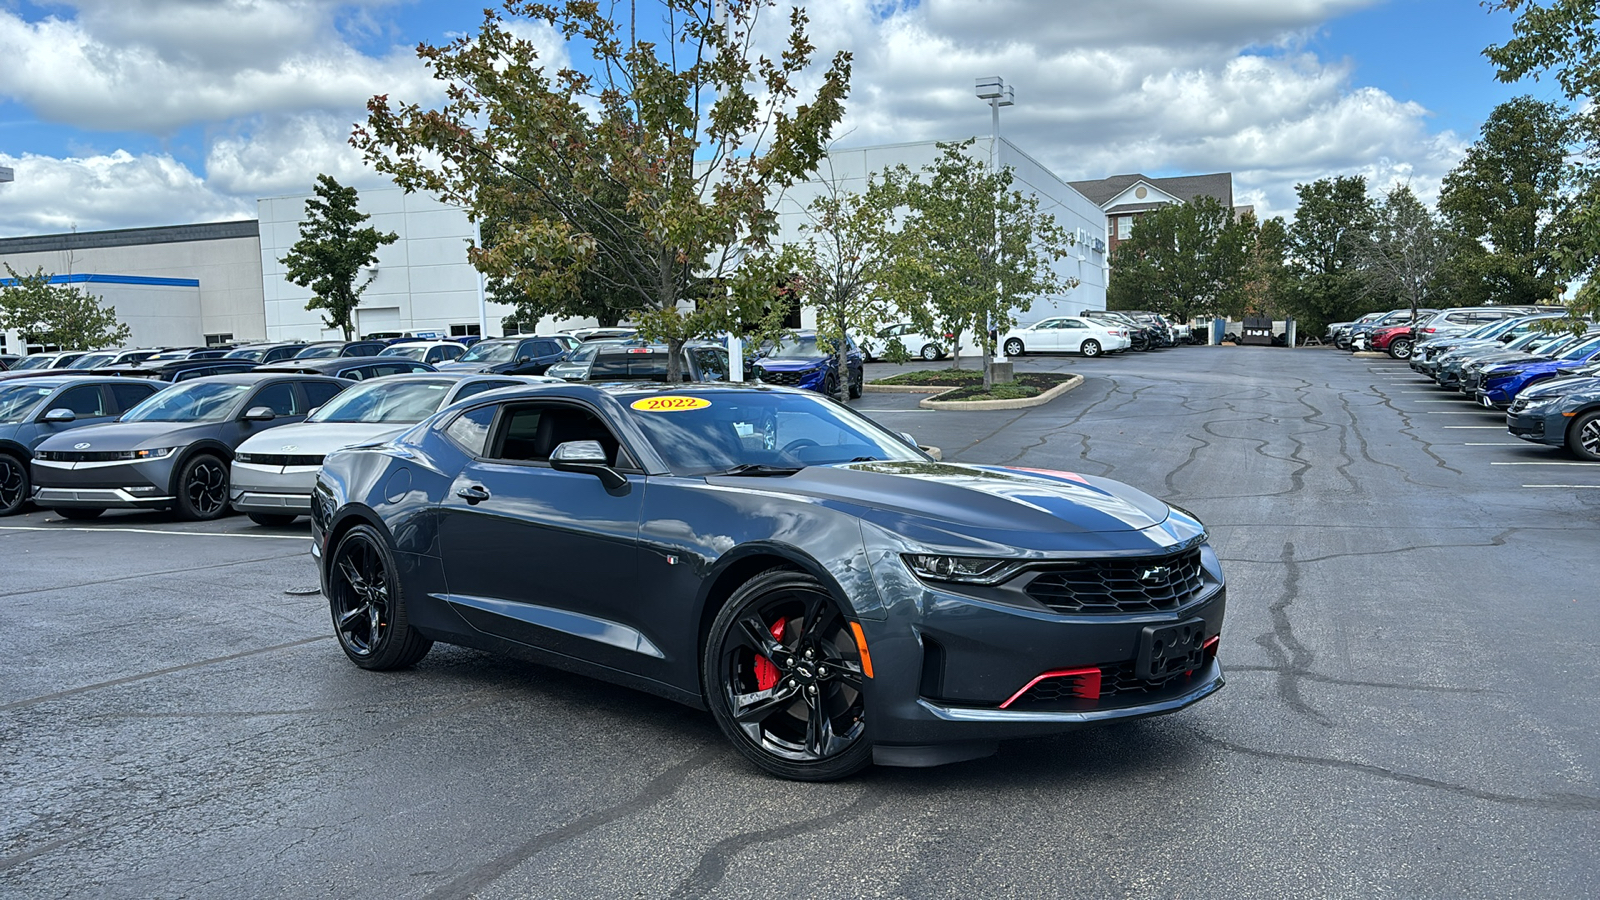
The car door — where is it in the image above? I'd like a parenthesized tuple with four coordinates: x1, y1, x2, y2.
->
(108, 381, 160, 417)
(1031, 318, 1064, 351)
(37, 383, 119, 434)
(435, 399, 651, 669)
(226, 381, 310, 445)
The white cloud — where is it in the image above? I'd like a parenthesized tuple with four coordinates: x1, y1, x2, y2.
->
(207, 113, 386, 196)
(0, 150, 252, 235)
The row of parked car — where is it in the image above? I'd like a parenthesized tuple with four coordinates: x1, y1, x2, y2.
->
(1403, 312, 1600, 460)
(1326, 304, 1567, 358)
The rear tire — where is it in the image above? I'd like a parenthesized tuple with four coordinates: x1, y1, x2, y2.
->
(1568, 409, 1600, 461)
(919, 343, 941, 361)
(57, 507, 105, 521)
(0, 453, 29, 517)
(1081, 339, 1102, 358)
(1003, 339, 1024, 357)
(248, 512, 299, 527)
(1389, 337, 1414, 359)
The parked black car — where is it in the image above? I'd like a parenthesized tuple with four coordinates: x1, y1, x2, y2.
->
(254, 356, 437, 381)
(292, 340, 391, 359)
(31, 372, 351, 520)
(545, 340, 729, 383)
(99, 359, 261, 382)
(224, 342, 309, 364)
(0, 376, 162, 515)
(437, 336, 569, 376)
(310, 382, 1224, 781)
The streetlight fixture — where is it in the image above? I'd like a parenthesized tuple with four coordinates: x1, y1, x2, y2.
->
(975, 76, 1014, 366)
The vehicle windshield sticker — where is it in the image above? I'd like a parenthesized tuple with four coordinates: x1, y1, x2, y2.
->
(631, 396, 711, 412)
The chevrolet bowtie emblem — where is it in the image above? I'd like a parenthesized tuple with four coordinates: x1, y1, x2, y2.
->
(1138, 566, 1170, 584)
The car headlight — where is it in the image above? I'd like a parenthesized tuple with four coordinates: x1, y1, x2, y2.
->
(1519, 395, 1561, 409)
(129, 447, 175, 460)
(902, 554, 1020, 585)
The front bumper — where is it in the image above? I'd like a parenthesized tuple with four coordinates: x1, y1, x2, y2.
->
(230, 462, 317, 514)
(1506, 407, 1564, 445)
(30, 457, 178, 508)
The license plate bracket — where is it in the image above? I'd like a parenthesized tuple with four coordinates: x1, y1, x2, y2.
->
(1135, 618, 1207, 680)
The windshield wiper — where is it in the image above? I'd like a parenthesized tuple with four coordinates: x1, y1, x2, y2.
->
(713, 464, 804, 477)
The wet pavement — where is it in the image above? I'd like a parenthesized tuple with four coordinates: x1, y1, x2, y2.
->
(2, 345, 1596, 898)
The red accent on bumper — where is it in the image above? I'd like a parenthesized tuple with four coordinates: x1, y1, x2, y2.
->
(999, 667, 1103, 709)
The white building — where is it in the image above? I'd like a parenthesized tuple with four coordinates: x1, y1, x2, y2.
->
(0, 137, 1107, 354)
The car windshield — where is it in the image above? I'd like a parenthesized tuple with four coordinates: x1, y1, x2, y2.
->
(11, 355, 52, 370)
(68, 352, 115, 369)
(566, 344, 601, 364)
(309, 379, 452, 423)
(770, 336, 838, 359)
(379, 344, 430, 361)
(1504, 331, 1555, 352)
(1557, 334, 1600, 361)
(459, 341, 516, 363)
(224, 347, 267, 362)
(0, 384, 56, 423)
(295, 345, 341, 359)
(627, 390, 925, 475)
(122, 381, 251, 423)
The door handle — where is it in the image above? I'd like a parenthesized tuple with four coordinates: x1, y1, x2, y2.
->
(456, 485, 491, 504)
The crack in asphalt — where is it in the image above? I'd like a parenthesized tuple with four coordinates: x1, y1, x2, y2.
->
(0, 635, 330, 713)
(1253, 541, 1332, 726)
(1193, 732, 1600, 812)
(1370, 383, 1465, 477)
(419, 749, 721, 900)
(1222, 665, 1489, 694)
(665, 792, 885, 899)
(1219, 528, 1517, 566)
(0, 551, 305, 601)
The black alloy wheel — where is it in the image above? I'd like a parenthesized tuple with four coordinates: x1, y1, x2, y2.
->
(328, 524, 432, 669)
(823, 370, 840, 399)
(1003, 338, 1024, 357)
(1081, 339, 1102, 358)
(0, 454, 28, 516)
(848, 369, 863, 400)
(1389, 337, 1414, 359)
(1569, 410, 1600, 462)
(704, 569, 871, 781)
(175, 454, 230, 521)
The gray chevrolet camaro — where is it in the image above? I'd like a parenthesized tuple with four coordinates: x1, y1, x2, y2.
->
(311, 382, 1225, 780)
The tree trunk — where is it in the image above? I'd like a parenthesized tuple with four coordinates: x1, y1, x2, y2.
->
(948, 330, 964, 369)
(835, 338, 848, 402)
(665, 335, 685, 383)
(980, 329, 993, 392)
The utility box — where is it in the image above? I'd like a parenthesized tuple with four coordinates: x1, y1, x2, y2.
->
(1241, 316, 1274, 346)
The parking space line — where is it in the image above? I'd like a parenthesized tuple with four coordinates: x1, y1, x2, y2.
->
(1464, 442, 1525, 446)
(1491, 461, 1600, 467)
(1443, 426, 1502, 429)
(1523, 484, 1600, 489)
(1428, 411, 1495, 414)
(0, 525, 307, 540)
(1414, 400, 1467, 403)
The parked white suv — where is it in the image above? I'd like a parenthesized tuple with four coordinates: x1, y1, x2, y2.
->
(1000, 316, 1130, 358)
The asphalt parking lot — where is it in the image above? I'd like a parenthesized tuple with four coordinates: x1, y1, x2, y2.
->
(3, 346, 1597, 898)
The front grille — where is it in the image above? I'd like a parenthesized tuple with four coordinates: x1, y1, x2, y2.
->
(757, 369, 805, 386)
(35, 450, 127, 462)
(1023, 547, 1205, 614)
(1004, 660, 1204, 711)
(236, 453, 325, 467)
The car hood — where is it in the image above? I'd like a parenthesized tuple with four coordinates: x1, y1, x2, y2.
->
(34, 419, 222, 452)
(709, 461, 1183, 552)
(1521, 374, 1600, 399)
(236, 421, 408, 456)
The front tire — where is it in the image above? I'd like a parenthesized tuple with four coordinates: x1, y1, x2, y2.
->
(0, 453, 29, 517)
(1568, 409, 1600, 461)
(247, 512, 299, 527)
(1081, 339, 1102, 358)
(328, 524, 432, 670)
(703, 569, 871, 781)
(174, 454, 230, 521)
(848, 370, 863, 400)
(823, 370, 840, 399)
(1003, 338, 1024, 357)
(920, 343, 942, 361)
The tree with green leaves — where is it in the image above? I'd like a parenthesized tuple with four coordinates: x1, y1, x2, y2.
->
(1436, 96, 1575, 307)
(279, 174, 398, 340)
(1106, 196, 1256, 322)
(1359, 185, 1449, 353)
(1242, 216, 1295, 320)
(874, 140, 1076, 390)
(1485, 5, 1600, 327)
(0, 265, 131, 350)
(353, 0, 851, 381)
(1282, 175, 1379, 336)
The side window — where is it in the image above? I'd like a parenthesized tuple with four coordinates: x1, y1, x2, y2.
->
(48, 385, 109, 417)
(534, 340, 560, 357)
(248, 382, 301, 416)
(1062, 320, 1086, 329)
(302, 381, 345, 410)
(490, 403, 623, 466)
(443, 405, 498, 456)
(109, 382, 157, 413)
(692, 347, 729, 382)
(455, 380, 519, 401)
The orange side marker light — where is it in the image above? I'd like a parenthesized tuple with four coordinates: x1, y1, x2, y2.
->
(848, 621, 875, 679)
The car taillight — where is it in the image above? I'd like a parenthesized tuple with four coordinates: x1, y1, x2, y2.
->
(1424, 327, 1436, 333)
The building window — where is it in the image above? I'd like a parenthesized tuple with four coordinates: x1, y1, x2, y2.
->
(1117, 216, 1133, 240)
(205, 333, 234, 347)
(450, 323, 481, 337)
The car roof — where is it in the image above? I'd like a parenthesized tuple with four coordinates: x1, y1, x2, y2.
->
(0, 375, 141, 390)
(169, 371, 351, 386)
(256, 355, 430, 372)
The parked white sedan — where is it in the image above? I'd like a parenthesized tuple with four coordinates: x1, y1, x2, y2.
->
(858, 323, 955, 361)
(1000, 316, 1131, 358)
(229, 373, 555, 525)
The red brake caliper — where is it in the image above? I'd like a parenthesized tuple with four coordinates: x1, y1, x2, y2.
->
(754, 618, 787, 691)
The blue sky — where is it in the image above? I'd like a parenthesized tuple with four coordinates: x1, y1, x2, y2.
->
(0, 0, 1556, 236)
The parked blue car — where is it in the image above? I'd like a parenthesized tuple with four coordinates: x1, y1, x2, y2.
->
(1476, 331, 1600, 409)
(751, 332, 865, 398)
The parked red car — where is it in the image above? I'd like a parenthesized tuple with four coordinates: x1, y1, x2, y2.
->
(1371, 324, 1418, 359)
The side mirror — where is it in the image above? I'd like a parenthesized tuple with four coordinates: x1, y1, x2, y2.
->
(900, 431, 919, 448)
(518, 356, 533, 364)
(306, 407, 321, 418)
(243, 406, 276, 422)
(550, 439, 628, 493)
(1500, 333, 1515, 342)
(43, 408, 76, 423)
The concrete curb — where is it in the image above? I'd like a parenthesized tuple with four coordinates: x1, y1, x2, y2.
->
(916, 374, 1084, 410)
(863, 382, 959, 393)
(1351, 351, 1389, 358)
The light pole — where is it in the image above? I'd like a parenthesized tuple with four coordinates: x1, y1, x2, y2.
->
(974, 76, 1013, 367)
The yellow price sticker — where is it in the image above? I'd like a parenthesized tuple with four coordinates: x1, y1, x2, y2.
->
(630, 396, 712, 412)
